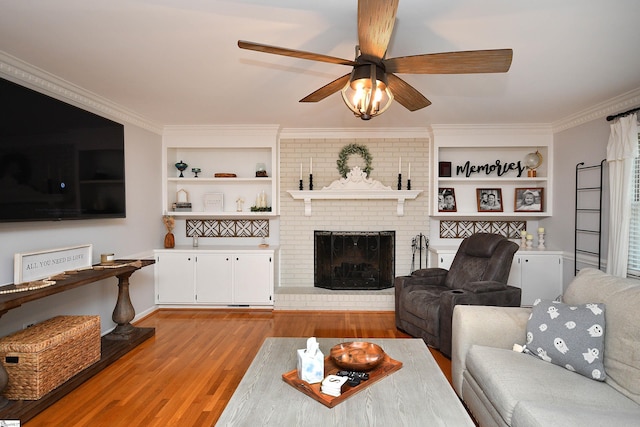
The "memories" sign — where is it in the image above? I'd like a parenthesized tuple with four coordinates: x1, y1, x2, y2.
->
(456, 159, 526, 178)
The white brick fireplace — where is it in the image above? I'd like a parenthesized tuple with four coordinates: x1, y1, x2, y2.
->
(276, 130, 430, 310)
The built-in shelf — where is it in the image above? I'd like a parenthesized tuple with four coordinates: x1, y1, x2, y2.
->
(287, 190, 422, 216)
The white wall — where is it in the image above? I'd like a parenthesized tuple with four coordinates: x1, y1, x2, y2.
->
(0, 124, 162, 336)
(548, 119, 610, 288)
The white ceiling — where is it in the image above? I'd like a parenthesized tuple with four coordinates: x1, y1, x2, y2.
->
(1, 0, 640, 129)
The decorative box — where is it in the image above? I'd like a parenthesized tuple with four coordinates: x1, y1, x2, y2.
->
(0, 315, 101, 400)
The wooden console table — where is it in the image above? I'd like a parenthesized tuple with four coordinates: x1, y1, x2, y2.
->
(0, 259, 155, 422)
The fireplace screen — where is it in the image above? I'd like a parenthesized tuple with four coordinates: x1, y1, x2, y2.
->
(314, 231, 395, 290)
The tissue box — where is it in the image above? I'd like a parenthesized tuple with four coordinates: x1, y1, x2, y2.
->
(297, 338, 324, 384)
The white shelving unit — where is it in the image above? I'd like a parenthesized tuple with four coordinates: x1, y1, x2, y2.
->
(162, 125, 280, 218)
(430, 126, 554, 218)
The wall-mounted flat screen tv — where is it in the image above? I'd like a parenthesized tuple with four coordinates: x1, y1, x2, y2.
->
(0, 77, 126, 222)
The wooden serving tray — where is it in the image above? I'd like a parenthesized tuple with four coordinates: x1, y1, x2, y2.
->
(282, 353, 402, 408)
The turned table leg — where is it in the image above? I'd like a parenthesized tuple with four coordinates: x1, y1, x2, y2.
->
(109, 270, 136, 339)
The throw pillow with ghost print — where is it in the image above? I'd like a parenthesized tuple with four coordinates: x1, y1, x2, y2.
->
(524, 299, 606, 381)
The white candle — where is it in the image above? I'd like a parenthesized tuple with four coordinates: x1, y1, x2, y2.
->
(310, 157, 312, 174)
(398, 157, 402, 174)
(299, 163, 302, 180)
(408, 163, 411, 180)
(538, 227, 545, 233)
(526, 234, 533, 240)
(521, 230, 527, 237)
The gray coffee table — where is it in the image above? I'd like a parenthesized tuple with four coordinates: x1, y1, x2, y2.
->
(216, 337, 474, 426)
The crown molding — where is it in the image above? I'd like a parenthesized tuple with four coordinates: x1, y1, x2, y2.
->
(0, 50, 163, 135)
(279, 127, 430, 139)
(552, 87, 640, 133)
(429, 123, 553, 135)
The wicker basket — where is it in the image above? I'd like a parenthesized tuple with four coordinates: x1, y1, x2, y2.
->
(0, 315, 101, 400)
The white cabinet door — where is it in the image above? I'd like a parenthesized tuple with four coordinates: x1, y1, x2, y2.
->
(195, 254, 233, 304)
(428, 247, 457, 269)
(155, 253, 195, 303)
(517, 254, 563, 305)
(233, 253, 273, 305)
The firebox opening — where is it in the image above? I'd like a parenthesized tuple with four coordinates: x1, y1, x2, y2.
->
(314, 231, 395, 290)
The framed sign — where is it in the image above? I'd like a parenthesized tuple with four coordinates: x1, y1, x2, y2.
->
(515, 188, 544, 212)
(204, 193, 224, 212)
(438, 188, 457, 212)
(476, 188, 503, 212)
(13, 244, 93, 284)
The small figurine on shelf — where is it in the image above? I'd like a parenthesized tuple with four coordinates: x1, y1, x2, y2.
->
(236, 197, 245, 212)
(162, 215, 175, 248)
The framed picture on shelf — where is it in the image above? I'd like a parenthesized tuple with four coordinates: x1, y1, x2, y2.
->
(203, 192, 224, 212)
(438, 161, 452, 177)
(514, 188, 544, 212)
(438, 188, 457, 212)
(476, 188, 503, 212)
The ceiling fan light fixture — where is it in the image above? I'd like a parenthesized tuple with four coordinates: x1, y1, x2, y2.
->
(341, 64, 393, 120)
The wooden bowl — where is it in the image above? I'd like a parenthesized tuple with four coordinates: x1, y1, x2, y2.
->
(329, 342, 385, 371)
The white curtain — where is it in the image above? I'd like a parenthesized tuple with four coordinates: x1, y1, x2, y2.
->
(606, 113, 638, 277)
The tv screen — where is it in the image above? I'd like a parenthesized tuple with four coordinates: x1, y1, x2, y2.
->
(0, 77, 126, 222)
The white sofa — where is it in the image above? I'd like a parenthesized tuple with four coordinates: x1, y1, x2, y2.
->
(452, 268, 640, 427)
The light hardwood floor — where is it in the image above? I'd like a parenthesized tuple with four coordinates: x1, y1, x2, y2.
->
(25, 310, 453, 427)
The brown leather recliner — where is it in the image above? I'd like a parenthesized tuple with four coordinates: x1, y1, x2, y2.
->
(394, 233, 520, 357)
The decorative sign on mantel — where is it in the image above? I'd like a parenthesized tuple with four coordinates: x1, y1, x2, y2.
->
(13, 244, 93, 284)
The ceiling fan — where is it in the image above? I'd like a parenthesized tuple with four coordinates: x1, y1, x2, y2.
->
(238, 0, 512, 120)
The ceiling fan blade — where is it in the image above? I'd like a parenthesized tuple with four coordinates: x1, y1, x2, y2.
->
(384, 49, 513, 74)
(357, 0, 399, 60)
(238, 40, 356, 66)
(300, 74, 351, 103)
(387, 73, 431, 111)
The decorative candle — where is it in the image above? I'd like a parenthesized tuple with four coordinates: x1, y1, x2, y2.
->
(310, 157, 312, 174)
(521, 230, 527, 238)
(398, 157, 402, 174)
(526, 234, 533, 240)
(538, 227, 545, 233)
(408, 163, 411, 180)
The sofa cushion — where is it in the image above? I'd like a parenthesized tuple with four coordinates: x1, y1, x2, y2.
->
(511, 400, 640, 427)
(563, 268, 640, 404)
(524, 299, 606, 381)
(465, 345, 639, 425)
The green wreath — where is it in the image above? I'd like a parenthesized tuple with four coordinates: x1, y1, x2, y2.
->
(336, 143, 373, 178)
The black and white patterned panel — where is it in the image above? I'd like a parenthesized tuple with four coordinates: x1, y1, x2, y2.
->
(440, 220, 525, 239)
(186, 219, 269, 238)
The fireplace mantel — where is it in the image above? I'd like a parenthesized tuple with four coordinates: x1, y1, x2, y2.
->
(288, 167, 422, 216)
(287, 190, 422, 216)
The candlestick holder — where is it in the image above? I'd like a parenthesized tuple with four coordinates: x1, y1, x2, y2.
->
(538, 232, 545, 249)
(521, 235, 527, 248)
(407, 179, 411, 190)
(397, 174, 402, 190)
(299, 179, 303, 190)
(526, 238, 533, 249)
(309, 174, 313, 191)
